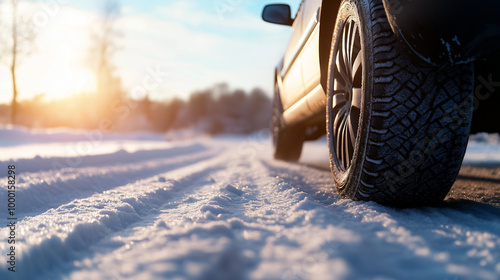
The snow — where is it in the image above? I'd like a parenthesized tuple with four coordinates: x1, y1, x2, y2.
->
(464, 133, 500, 164)
(0, 126, 499, 280)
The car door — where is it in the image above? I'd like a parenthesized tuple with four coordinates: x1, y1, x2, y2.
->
(280, 1, 306, 111)
(300, 0, 322, 97)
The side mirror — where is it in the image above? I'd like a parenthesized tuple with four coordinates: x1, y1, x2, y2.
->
(262, 4, 293, 26)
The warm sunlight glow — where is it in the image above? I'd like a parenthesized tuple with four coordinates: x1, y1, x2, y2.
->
(36, 37, 97, 101)
(43, 66, 96, 100)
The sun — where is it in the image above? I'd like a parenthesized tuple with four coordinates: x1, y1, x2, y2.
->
(12, 30, 99, 103)
(43, 65, 96, 100)
(33, 25, 98, 101)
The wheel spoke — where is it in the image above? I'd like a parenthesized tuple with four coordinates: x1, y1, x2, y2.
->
(348, 113, 357, 147)
(349, 24, 358, 65)
(342, 24, 348, 70)
(346, 21, 353, 67)
(352, 51, 362, 81)
(336, 116, 343, 164)
(334, 78, 347, 92)
(343, 50, 351, 81)
(352, 88, 362, 110)
(334, 107, 348, 133)
(332, 93, 347, 110)
(335, 107, 346, 162)
(336, 51, 349, 86)
(344, 123, 350, 168)
(340, 117, 347, 168)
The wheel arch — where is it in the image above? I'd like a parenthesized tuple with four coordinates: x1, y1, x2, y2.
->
(319, 0, 342, 91)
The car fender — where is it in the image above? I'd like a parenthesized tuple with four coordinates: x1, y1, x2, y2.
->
(383, 0, 500, 65)
(318, 0, 342, 91)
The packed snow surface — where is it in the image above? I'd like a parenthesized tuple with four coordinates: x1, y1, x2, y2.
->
(0, 126, 499, 280)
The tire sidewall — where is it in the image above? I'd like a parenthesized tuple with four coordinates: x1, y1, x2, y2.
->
(327, 0, 374, 197)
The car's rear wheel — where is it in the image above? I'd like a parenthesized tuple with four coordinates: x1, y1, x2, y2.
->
(326, 0, 475, 207)
(273, 84, 304, 161)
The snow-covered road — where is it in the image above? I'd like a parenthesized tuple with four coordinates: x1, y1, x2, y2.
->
(0, 127, 499, 280)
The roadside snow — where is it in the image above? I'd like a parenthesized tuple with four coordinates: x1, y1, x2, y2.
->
(464, 133, 500, 164)
(0, 127, 499, 280)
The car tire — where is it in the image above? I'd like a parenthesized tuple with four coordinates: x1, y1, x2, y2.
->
(273, 84, 305, 161)
(326, 0, 474, 206)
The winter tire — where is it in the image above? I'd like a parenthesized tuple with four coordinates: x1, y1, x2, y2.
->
(326, 0, 474, 207)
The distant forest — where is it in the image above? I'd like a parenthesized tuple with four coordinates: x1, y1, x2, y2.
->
(0, 83, 272, 135)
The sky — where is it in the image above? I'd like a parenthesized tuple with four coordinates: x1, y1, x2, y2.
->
(0, 0, 300, 103)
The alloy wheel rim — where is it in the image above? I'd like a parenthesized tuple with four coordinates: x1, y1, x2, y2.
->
(331, 18, 363, 171)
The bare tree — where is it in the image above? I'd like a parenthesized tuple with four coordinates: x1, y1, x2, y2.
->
(1, 0, 37, 124)
(88, 0, 123, 122)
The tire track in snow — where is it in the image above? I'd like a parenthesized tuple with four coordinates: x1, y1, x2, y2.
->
(0, 144, 220, 217)
(53, 159, 276, 280)
(260, 159, 339, 206)
(57, 160, 261, 280)
(0, 148, 235, 280)
(3, 143, 206, 173)
(59, 157, 357, 280)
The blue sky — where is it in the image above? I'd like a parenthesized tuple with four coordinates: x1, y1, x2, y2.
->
(67, 0, 299, 20)
(0, 0, 301, 103)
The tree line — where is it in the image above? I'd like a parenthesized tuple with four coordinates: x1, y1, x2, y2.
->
(0, 83, 272, 134)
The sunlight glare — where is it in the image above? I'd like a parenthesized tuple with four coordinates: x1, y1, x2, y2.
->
(44, 66, 96, 100)
(35, 15, 96, 101)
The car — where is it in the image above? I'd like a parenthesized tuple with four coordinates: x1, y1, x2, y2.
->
(262, 0, 500, 207)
